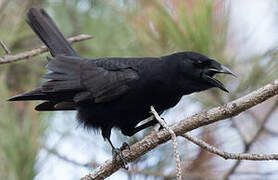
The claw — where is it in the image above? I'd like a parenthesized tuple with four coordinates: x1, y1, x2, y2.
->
(112, 148, 128, 170)
(120, 142, 130, 151)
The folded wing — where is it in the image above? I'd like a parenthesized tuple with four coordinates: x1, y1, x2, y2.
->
(9, 55, 139, 111)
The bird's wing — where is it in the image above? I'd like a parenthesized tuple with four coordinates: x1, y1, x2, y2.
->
(9, 55, 139, 110)
(43, 55, 139, 104)
(78, 59, 139, 103)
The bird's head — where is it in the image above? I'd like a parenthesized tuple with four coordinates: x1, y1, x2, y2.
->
(173, 52, 237, 93)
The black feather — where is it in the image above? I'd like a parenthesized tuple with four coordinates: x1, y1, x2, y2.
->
(27, 8, 77, 57)
(35, 101, 76, 111)
(9, 8, 236, 160)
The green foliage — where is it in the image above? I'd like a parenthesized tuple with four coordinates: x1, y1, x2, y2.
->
(0, 1, 48, 180)
(0, 82, 48, 180)
(48, 0, 146, 58)
(126, 0, 223, 57)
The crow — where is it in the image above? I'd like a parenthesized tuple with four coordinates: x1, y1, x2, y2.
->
(9, 8, 236, 167)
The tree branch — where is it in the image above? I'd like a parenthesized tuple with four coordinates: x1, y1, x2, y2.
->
(182, 133, 278, 160)
(0, 40, 11, 55)
(81, 79, 278, 180)
(150, 106, 182, 180)
(42, 145, 98, 168)
(223, 98, 277, 179)
(0, 34, 92, 65)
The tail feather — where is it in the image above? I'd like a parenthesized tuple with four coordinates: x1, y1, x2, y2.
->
(8, 55, 85, 102)
(8, 89, 48, 101)
(35, 101, 76, 111)
(8, 8, 83, 111)
(42, 72, 70, 81)
(27, 8, 78, 57)
(45, 55, 83, 74)
(40, 55, 84, 93)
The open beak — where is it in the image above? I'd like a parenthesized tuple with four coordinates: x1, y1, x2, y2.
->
(217, 65, 237, 78)
(203, 65, 237, 93)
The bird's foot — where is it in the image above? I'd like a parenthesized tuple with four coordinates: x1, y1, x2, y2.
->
(112, 148, 128, 170)
(120, 142, 130, 151)
(153, 123, 162, 131)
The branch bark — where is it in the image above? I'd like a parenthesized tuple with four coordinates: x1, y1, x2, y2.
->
(224, 98, 278, 179)
(0, 40, 11, 55)
(182, 133, 278, 160)
(150, 106, 182, 180)
(0, 34, 92, 65)
(81, 79, 278, 180)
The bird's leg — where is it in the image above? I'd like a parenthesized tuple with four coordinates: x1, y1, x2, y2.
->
(151, 115, 164, 131)
(107, 138, 128, 169)
(154, 120, 165, 131)
(121, 119, 158, 136)
(120, 142, 130, 151)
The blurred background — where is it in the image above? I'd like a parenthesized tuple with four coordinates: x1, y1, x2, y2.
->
(0, 0, 278, 180)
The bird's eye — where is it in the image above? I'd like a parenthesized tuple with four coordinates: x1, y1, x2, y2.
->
(193, 60, 210, 68)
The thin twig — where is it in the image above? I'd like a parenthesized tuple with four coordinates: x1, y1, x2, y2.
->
(224, 98, 277, 179)
(43, 145, 98, 168)
(235, 171, 278, 176)
(264, 127, 278, 136)
(182, 133, 278, 160)
(150, 106, 182, 180)
(81, 79, 278, 180)
(45, 144, 176, 178)
(0, 34, 92, 65)
(0, 40, 11, 55)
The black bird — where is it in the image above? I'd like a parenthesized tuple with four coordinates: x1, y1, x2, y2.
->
(9, 8, 236, 166)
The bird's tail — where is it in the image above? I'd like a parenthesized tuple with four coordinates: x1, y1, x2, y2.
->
(27, 8, 78, 57)
(8, 55, 84, 102)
